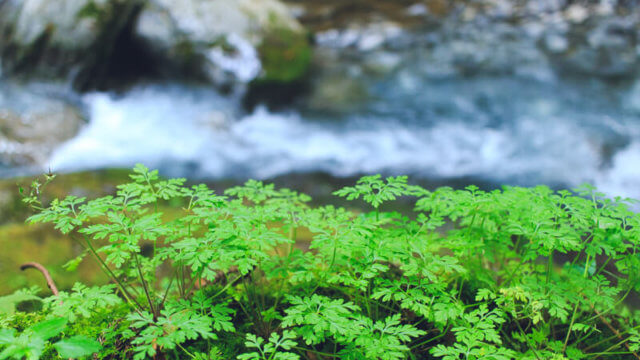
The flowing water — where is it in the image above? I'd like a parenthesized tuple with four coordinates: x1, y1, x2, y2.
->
(4, 7, 640, 199)
(42, 75, 640, 198)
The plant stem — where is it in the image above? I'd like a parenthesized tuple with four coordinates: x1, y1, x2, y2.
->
(134, 253, 157, 320)
(546, 250, 553, 288)
(410, 326, 451, 350)
(564, 254, 592, 352)
(80, 235, 143, 312)
(293, 346, 339, 358)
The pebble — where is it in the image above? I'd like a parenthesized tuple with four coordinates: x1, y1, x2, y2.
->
(565, 4, 589, 24)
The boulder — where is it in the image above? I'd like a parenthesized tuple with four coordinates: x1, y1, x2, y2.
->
(135, 0, 311, 85)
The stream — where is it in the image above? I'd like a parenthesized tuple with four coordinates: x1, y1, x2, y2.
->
(3, 0, 640, 198)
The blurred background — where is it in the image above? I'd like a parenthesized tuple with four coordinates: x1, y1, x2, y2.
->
(1, 0, 640, 292)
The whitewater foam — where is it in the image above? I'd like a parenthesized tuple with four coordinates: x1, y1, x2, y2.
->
(46, 83, 637, 198)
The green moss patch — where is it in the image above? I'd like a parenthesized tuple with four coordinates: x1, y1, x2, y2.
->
(257, 27, 312, 84)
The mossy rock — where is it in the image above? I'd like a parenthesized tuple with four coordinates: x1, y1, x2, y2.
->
(257, 27, 312, 84)
(76, 1, 107, 21)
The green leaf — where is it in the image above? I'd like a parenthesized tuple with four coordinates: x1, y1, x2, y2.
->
(0, 329, 15, 345)
(54, 336, 101, 358)
(62, 253, 87, 272)
(29, 317, 67, 340)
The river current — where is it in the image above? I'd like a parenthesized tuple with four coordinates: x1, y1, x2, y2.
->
(3, 6, 640, 199)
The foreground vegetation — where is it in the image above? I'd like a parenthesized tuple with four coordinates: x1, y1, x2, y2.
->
(2, 165, 640, 359)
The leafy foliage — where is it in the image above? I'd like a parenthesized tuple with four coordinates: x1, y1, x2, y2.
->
(238, 331, 299, 360)
(3, 166, 640, 359)
(0, 317, 100, 360)
(0, 288, 41, 317)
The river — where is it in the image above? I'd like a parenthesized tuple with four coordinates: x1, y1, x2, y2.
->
(2, 0, 640, 198)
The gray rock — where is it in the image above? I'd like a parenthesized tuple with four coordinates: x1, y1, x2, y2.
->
(564, 4, 589, 24)
(0, 84, 84, 167)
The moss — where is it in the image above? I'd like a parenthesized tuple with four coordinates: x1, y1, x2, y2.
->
(256, 26, 312, 84)
(76, 1, 105, 21)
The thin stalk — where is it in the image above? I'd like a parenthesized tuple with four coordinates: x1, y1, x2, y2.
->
(503, 256, 526, 285)
(574, 327, 598, 346)
(592, 337, 633, 359)
(515, 319, 541, 360)
(209, 275, 243, 299)
(593, 257, 612, 277)
(134, 253, 157, 319)
(288, 223, 297, 256)
(159, 275, 175, 309)
(584, 333, 624, 352)
(293, 346, 339, 358)
(410, 326, 451, 350)
(174, 265, 185, 298)
(564, 254, 591, 352)
(183, 267, 206, 297)
(177, 343, 197, 359)
(586, 304, 640, 359)
(563, 302, 581, 352)
(583, 287, 633, 323)
(513, 235, 523, 255)
(546, 250, 553, 289)
(80, 235, 143, 311)
(589, 351, 632, 357)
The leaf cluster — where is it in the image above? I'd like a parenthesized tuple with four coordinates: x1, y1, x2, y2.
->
(2, 166, 640, 359)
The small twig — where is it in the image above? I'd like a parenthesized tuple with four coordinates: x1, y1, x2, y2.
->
(21, 262, 74, 360)
(20, 262, 59, 296)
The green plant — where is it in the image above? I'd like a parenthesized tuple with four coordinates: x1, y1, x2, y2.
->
(238, 331, 299, 360)
(0, 317, 99, 360)
(0, 288, 41, 318)
(4, 165, 640, 359)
